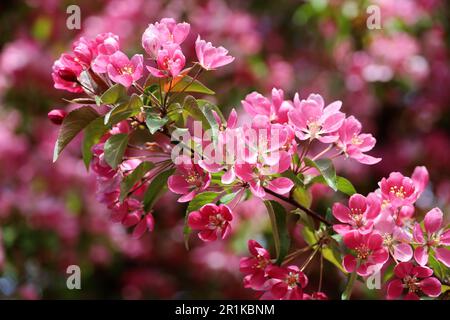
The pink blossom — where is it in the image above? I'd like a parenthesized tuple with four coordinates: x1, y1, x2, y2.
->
(240, 240, 273, 290)
(303, 292, 328, 300)
(107, 51, 143, 88)
(379, 167, 429, 209)
(51, 53, 83, 93)
(146, 44, 186, 78)
(242, 88, 293, 124)
(72, 37, 96, 66)
(47, 109, 67, 125)
(387, 262, 441, 300)
(187, 204, 233, 241)
(374, 208, 414, 262)
(168, 156, 211, 202)
(91, 33, 120, 73)
(334, 116, 381, 165)
(142, 18, 190, 58)
(332, 193, 381, 235)
(262, 265, 308, 300)
(288, 93, 345, 143)
(235, 159, 293, 198)
(342, 231, 389, 276)
(195, 36, 235, 70)
(132, 214, 155, 239)
(413, 208, 450, 267)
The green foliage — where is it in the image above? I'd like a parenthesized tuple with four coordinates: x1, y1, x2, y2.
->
(304, 158, 337, 191)
(143, 168, 175, 212)
(169, 75, 215, 95)
(53, 106, 100, 162)
(103, 133, 129, 169)
(119, 161, 155, 202)
(100, 83, 128, 104)
(264, 200, 290, 265)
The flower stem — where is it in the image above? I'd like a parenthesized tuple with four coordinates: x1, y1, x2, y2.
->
(341, 263, 359, 300)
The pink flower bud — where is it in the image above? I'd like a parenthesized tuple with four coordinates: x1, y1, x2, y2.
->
(47, 109, 67, 125)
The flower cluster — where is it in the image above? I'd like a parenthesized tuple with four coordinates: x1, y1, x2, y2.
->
(50, 17, 448, 300)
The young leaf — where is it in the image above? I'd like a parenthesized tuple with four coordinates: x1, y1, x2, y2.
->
(104, 133, 129, 169)
(82, 117, 109, 169)
(186, 192, 220, 213)
(264, 200, 291, 265)
(220, 192, 238, 204)
(119, 161, 155, 202)
(143, 168, 175, 212)
(146, 113, 168, 134)
(101, 83, 128, 104)
(53, 106, 100, 162)
(304, 158, 337, 191)
(305, 174, 356, 196)
(166, 75, 215, 95)
(292, 186, 312, 208)
(336, 176, 357, 196)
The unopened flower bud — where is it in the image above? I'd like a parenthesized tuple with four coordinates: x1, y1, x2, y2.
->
(48, 109, 67, 125)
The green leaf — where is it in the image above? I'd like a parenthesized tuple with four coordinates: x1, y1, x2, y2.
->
(104, 133, 129, 169)
(304, 158, 337, 191)
(301, 224, 317, 246)
(322, 246, 345, 273)
(143, 168, 175, 212)
(220, 192, 238, 204)
(336, 176, 357, 196)
(305, 174, 356, 196)
(119, 161, 155, 202)
(146, 113, 168, 134)
(82, 117, 109, 169)
(169, 76, 215, 95)
(101, 84, 128, 104)
(183, 96, 210, 129)
(104, 93, 142, 125)
(292, 186, 312, 208)
(53, 106, 100, 162)
(264, 200, 291, 265)
(186, 192, 220, 213)
(129, 93, 144, 110)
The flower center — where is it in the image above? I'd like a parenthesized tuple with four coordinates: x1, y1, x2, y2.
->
(382, 233, 394, 247)
(185, 172, 202, 187)
(208, 214, 225, 230)
(122, 65, 133, 75)
(285, 272, 299, 289)
(351, 134, 363, 145)
(389, 185, 406, 199)
(350, 208, 364, 227)
(404, 275, 420, 293)
(356, 245, 371, 260)
(307, 120, 321, 139)
(256, 255, 269, 269)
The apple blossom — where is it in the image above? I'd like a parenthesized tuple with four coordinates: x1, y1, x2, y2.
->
(386, 262, 441, 300)
(195, 36, 235, 70)
(240, 240, 273, 290)
(342, 231, 389, 276)
(146, 44, 186, 78)
(334, 116, 381, 165)
(413, 207, 450, 267)
(187, 204, 233, 241)
(261, 265, 308, 300)
(168, 156, 211, 202)
(241, 88, 293, 124)
(332, 193, 381, 235)
(288, 93, 345, 143)
(107, 51, 143, 87)
(142, 18, 190, 58)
